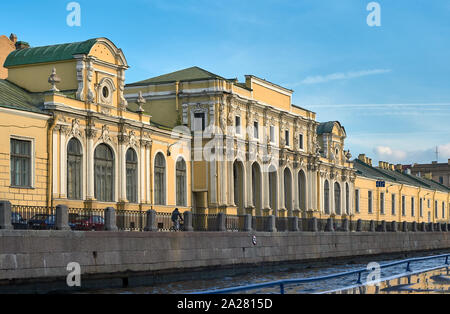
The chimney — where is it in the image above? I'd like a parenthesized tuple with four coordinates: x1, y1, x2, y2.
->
(15, 41, 30, 50)
(395, 164, 402, 171)
(389, 164, 395, 171)
(358, 154, 366, 162)
(405, 168, 411, 175)
(424, 172, 433, 180)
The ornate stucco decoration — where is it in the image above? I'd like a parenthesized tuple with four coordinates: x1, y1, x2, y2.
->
(136, 91, 146, 114)
(344, 150, 352, 162)
(67, 118, 83, 138)
(86, 59, 95, 104)
(128, 131, 139, 149)
(118, 69, 128, 110)
(97, 77, 116, 106)
(279, 149, 287, 167)
(48, 67, 61, 92)
(75, 57, 86, 101)
(219, 103, 227, 133)
(99, 125, 112, 143)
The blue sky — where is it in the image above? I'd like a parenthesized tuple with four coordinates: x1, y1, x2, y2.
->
(1, 0, 450, 164)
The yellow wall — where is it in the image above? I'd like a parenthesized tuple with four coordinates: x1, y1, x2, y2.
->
(0, 109, 49, 206)
(7, 60, 78, 92)
(251, 82, 291, 111)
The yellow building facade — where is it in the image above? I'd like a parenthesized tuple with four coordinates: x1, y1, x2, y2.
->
(0, 36, 449, 223)
(0, 38, 192, 214)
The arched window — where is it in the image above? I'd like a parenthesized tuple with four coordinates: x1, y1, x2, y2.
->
(334, 182, 341, 215)
(94, 144, 114, 202)
(284, 168, 292, 211)
(67, 138, 82, 200)
(324, 180, 330, 214)
(154, 153, 166, 205)
(126, 148, 138, 203)
(176, 158, 187, 206)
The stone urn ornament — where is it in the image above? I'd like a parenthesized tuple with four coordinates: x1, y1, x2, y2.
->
(48, 67, 61, 92)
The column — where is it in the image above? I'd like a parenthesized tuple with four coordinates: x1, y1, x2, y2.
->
(119, 141, 126, 202)
(293, 170, 300, 212)
(86, 132, 95, 200)
(59, 126, 68, 198)
(52, 127, 59, 197)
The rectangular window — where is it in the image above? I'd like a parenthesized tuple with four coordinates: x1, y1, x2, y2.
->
(270, 126, 275, 143)
(411, 197, 415, 217)
(439, 176, 444, 184)
(380, 192, 385, 214)
(193, 112, 206, 131)
(391, 194, 396, 215)
(285, 130, 290, 147)
(10, 139, 32, 187)
(235, 116, 241, 135)
(442, 202, 445, 219)
(435, 201, 438, 219)
(420, 198, 423, 217)
(368, 191, 373, 214)
(355, 189, 360, 213)
(402, 195, 406, 216)
(299, 134, 304, 150)
(428, 199, 430, 208)
(253, 121, 259, 140)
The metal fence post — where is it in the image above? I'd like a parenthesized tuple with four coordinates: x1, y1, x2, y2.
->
(217, 213, 226, 232)
(268, 215, 277, 232)
(0, 201, 13, 230)
(55, 204, 70, 231)
(105, 207, 118, 231)
(183, 211, 193, 232)
(144, 210, 158, 231)
(428, 222, 434, 232)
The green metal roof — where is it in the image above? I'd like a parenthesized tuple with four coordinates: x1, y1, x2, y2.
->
(4, 38, 98, 67)
(127, 66, 230, 86)
(0, 79, 47, 114)
(317, 121, 338, 135)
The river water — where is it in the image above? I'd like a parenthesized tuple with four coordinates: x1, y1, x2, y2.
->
(87, 251, 450, 294)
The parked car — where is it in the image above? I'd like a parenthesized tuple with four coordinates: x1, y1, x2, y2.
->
(11, 212, 28, 230)
(73, 215, 105, 231)
(69, 213, 80, 230)
(28, 214, 55, 230)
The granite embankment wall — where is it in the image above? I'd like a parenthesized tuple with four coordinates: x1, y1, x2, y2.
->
(0, 230, 449, 285)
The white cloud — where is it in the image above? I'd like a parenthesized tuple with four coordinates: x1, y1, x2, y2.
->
(374, 146, 408, 162)
(372, 143, 450, 164)
(295, 69, 391, 85)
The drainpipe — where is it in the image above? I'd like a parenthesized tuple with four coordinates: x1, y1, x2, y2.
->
(47, 114, 57, 210)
